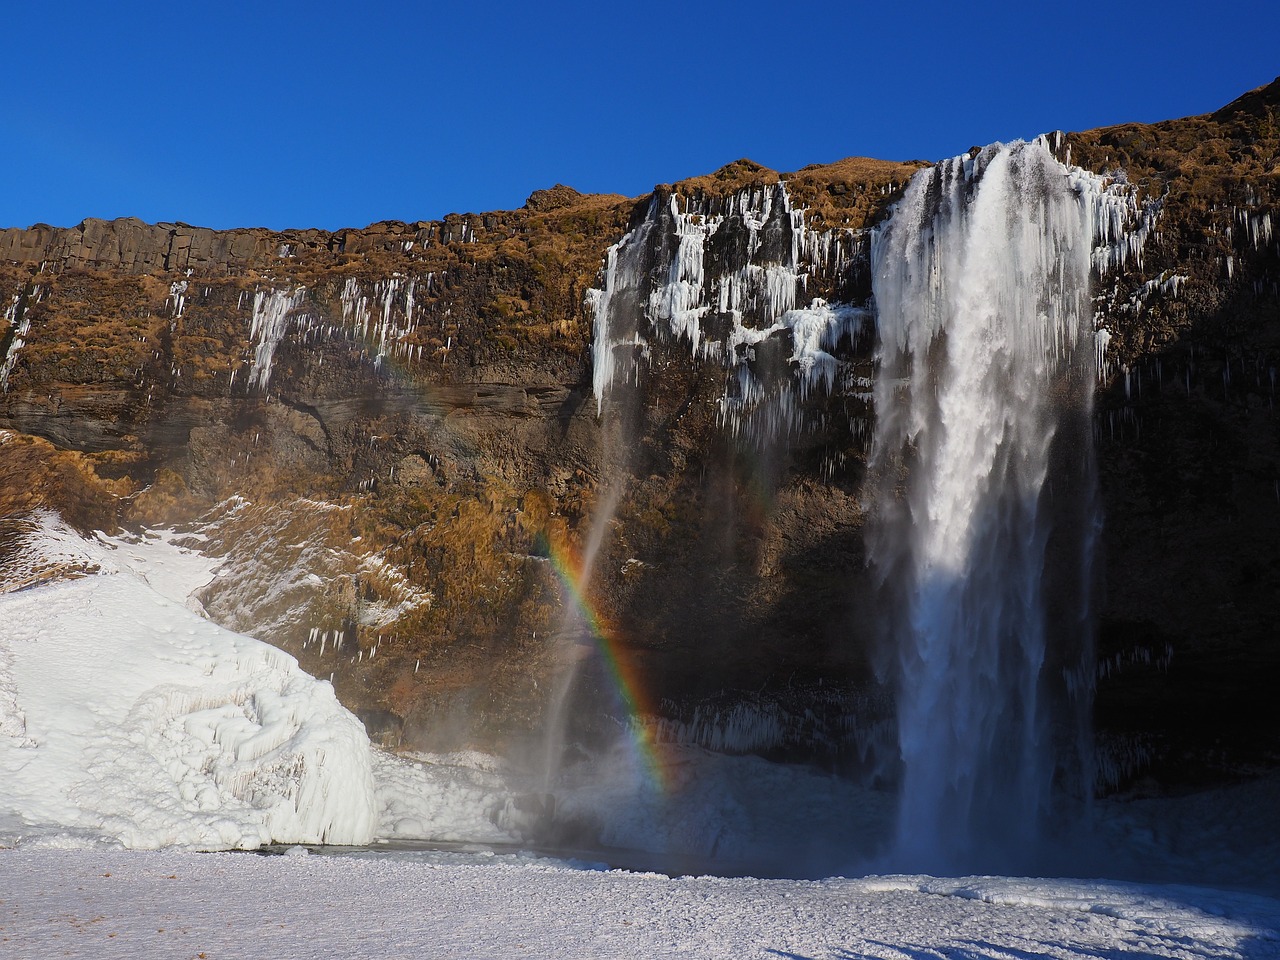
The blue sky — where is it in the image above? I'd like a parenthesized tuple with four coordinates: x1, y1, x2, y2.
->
(3, 1, 1276, 231)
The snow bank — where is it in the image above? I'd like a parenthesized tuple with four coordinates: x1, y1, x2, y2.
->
(850, 875, 1280, 954)
(0, 514, 377, 850)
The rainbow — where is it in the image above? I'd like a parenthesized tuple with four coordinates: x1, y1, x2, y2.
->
(539, 533, 670, 794)
(312, 286, 671, 792)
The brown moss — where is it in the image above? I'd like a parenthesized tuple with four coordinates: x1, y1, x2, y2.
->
(0, 432, 129, 532)
(129, 468, 194, 527)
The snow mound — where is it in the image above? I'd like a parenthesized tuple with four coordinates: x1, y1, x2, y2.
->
(0, 514, 377, 850)
(0, 512, 109, 592)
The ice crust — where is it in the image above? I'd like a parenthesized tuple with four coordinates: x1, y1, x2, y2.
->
(0, 849, 1274, 960)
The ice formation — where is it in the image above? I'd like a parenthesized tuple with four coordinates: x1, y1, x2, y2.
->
(644, 692, 893, 768)
(340, 274, 435, 366)
(588, 184, 868, 443)
(0, 514, 378, 849)
(167, 279, 188, 318)
(868, 139, 1151, 872)
(1234, 201, 1274, 251)
(0, 284, 41, 393)
(248, 287, 308, 392)
(237, 272, 434, 386)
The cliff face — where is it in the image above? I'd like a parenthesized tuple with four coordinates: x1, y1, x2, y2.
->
(2, 81, 1277, 789)
(1064, 82, 1280, 784)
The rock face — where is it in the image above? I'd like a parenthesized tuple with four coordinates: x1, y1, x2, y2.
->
(1062, 85, 1280, 787)
(1, 80, 1277, 792)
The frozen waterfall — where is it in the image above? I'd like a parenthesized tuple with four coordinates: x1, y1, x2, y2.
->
(588, 185, 868, 444)
(869, 140, 1144, 872)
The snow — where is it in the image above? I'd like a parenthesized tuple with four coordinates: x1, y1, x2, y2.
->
(191, 495, 357, 645)
(0, 514, 539, 854)
(355, 552, 432, 628)
(0, 514, 377, 850)
(1093, 775, 1280, 897)
(0, 848, 1275, 959)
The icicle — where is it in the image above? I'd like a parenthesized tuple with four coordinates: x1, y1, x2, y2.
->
(249, 287, 307, 392)
(587, 181, 865, 443)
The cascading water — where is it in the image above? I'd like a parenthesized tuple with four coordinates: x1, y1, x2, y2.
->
(563, 153, 1150, 867)
(536, 213, 655, 795)
(536, 477, 624, 794)
(868, 139, 1146, 873)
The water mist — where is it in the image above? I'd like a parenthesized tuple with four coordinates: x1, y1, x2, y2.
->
(868, 140, 1141, 873)
(536, 214, 657, 801)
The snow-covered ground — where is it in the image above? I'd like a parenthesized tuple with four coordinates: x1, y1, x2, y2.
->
(0, 847, 1276, 959)
(1, 514, 1278, 958)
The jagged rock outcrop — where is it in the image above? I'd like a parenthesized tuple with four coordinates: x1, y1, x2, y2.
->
(1, 79, 1277, 790)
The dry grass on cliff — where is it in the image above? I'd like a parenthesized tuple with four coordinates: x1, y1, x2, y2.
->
(0, 432, 131, 533)
(662, 155, 929, 232)
(1066, 77, 1280, 206)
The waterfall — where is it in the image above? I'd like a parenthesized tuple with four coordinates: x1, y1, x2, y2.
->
(868, 140, 1140, 873)
(574, 148, 1151, 867)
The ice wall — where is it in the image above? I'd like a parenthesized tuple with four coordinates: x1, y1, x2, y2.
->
(588, 184, 869, 444)
(868, 139, 1150, 873)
